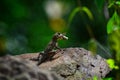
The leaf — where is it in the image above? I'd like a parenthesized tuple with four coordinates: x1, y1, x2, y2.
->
(68, 7, 93, 24)
(107, 11, 120, 34)
(108, 30, 120, 63)
(115, 1, 120, 5)
(88, 39, 97, 55)
(106, 59, 119, 69)
(103, 77, 113, 80)
(82, 7, 94, 20)
(108, 1, 115, 8)
(68, 7, 81, 24)
(93, 76, 98, 80)
(108, 1, 120, 8)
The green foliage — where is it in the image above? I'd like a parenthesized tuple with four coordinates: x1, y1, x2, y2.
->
(82, 7, 93, 20)
(102, 77, 113, 80)
(108, 30, 120, 62)
(107, 0, 120, 61)
(107, 11, 120, 34)
(106, 59, 119, 69)
(108, 1, 115, 8)
(68, 7, 93, 24)
(94, 0, 104, 11)
(93, 76, 98, 80)
(88, 39, 97, 55)
(106, 1, 120, 79)
(108, 0, 120, 8)
(4, 0, 29, 19)
(93, 76, 113, 80)
(115, 1, 120, 5)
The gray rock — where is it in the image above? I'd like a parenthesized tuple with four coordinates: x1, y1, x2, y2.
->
(49, 48, 111, 80)
(13, 47, 111, 80)
(0, 55, 61, 80)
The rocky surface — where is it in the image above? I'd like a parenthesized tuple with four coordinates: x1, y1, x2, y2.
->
(48, 48, 111, 80)
(0, 55, 61, 80)
(1, 48, 111, 80)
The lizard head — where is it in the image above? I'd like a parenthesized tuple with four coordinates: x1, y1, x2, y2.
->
(53, 32, 68, 40)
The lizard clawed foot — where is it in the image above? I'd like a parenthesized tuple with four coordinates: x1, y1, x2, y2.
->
(30, 52, 44, 61)
(37, 61, 41, 66)
(37, 54, 47, 66)
(37, 58, 43, 66)
(30, 57, 39, 61)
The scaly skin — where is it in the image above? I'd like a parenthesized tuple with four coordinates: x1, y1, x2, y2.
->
(30, 32, 68, 65)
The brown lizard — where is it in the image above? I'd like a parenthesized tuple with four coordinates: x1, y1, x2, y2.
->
(30, 32, 68, 65)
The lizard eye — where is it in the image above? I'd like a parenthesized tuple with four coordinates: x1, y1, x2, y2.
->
(57, 32, 60, 35)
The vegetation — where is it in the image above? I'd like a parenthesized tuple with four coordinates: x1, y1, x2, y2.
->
(0, 0, 120, 80)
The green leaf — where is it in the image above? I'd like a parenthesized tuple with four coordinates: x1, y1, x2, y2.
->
(108, 1, 115, 8)
(68, 7, 93, 24)
(88, 39, 97, 54)
(107, 11, 120, 34)
(106, 59, 115, 69)
(82, 7, 94, 20)
(108, 30, 120, 63)
(106, 59, 119, 69)
(108, 1, 120, 8)
(102, 77, 113, 80)
(68, 7, 81, 24)
(93, 76, 98, 80)
(115, 1, 120, 5)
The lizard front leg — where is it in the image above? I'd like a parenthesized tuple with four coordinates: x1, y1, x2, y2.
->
(30, 52, 44, 61)
(37, 51, 56, 65)
(55, 43, 60, 49)
(37, 53, 48, 65)
(55, 43, 62, 52)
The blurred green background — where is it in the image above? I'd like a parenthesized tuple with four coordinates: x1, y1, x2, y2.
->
(0, 0, 120, 79)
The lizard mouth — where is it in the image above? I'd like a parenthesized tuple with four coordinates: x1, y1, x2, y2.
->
(61, 36, 68, 40)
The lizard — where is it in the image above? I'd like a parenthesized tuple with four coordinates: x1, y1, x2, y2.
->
(30, 32, 68, 65)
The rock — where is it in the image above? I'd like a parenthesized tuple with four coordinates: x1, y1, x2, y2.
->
(0, 55, 61, 80)
(15, 48, 111, 80)
(48, 48, 111, 80)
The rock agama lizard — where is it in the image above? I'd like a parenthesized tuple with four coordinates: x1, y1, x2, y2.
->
(30, 32, 68, 65)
